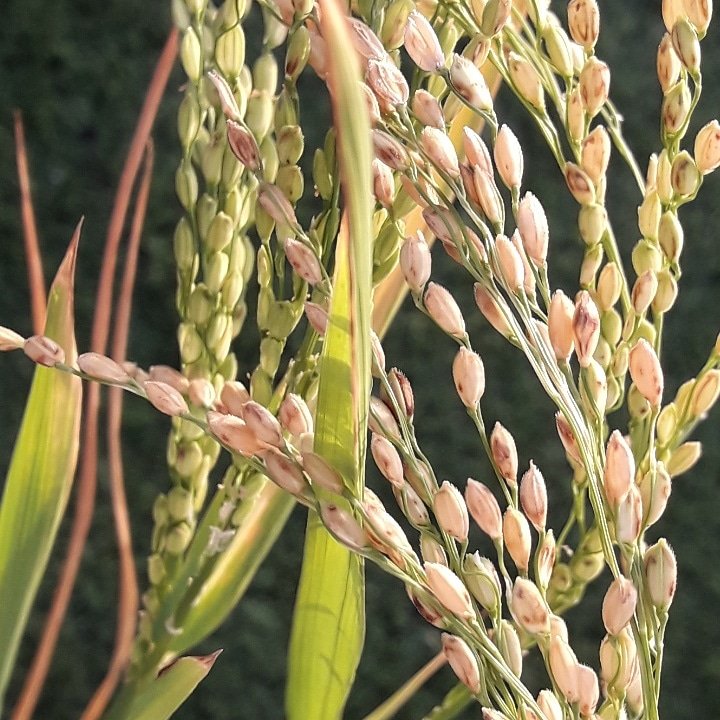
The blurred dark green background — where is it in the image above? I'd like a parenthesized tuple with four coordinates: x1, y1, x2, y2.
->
(1, 1, 720, 718)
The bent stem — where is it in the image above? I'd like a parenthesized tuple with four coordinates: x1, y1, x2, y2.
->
(80, 142, 155, 720)
(362, 652, 447, 720)
(13, 110, 46, 334)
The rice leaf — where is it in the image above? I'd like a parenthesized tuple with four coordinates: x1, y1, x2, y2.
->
(362, 653, 447, 720)
(0, 228, 82, 709)
(105, 652, 221, 720)
(167, 483, 294, 655)
(285, 0, 374, 716)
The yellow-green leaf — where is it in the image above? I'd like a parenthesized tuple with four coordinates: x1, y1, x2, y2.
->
(0, 228, 82, 708)
(167, 483, 295, 655)
(285, 0, 374, 717)
(107, 652, 221, 720)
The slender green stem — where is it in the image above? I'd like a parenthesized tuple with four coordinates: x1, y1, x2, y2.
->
(420, 683, 472, 720)
(630, 555, 661, 720)
(601, 101, 646, 194)
(601, 225, 632, 316)
(469, 409, 514, 507)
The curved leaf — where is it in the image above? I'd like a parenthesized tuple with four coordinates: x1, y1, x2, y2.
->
(105, 652, 221, 720)
(0, 227, 82, 709)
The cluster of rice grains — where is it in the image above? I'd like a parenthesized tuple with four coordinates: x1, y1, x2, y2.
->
(293, 1, 714, 716)
(142, 0, 326, 677)
(5, 0, 720, 717)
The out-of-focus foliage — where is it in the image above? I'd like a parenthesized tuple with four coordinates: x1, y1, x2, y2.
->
(1, 1, 719, 718)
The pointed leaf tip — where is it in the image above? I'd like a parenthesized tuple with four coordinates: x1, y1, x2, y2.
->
(196, 649, 223, 670)
(51, 218, 83, 293)
(41, 219, 83, 367)
(158, 649, 223, 678)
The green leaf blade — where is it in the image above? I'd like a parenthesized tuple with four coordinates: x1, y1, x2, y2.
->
(167, 484, 295, 655)
(0, 228, 83, 707)
(286, 230, 367, 720)
(288, 510, 365, 715)
(285, 0, 374, 716)
(108, 652, 221, 720)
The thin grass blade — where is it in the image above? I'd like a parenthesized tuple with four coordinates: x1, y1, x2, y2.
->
(285, 0, 374, 716)
(0, 227, 82, 711)
(421, 683, 473, 720)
